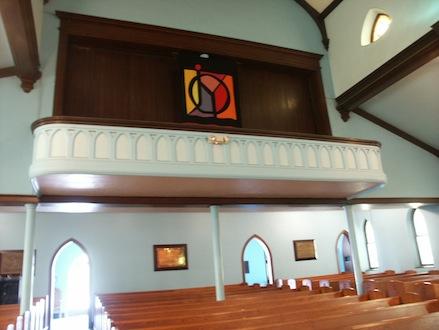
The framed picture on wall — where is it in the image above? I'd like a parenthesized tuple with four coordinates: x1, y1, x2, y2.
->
(153, 244, 188, 271)
(293, 240, 317, 261)
(0, 250, 23, 275)
(179, 52, 241, 127)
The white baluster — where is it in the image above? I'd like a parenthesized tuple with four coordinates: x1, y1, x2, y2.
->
(44, 296, 49, 328)
(29, 305, 36, 330)
(23, 310, 30, 330)
(34, 302, 40, 330)
(15, 316, 23, 330)
(6, 324, 15, 330)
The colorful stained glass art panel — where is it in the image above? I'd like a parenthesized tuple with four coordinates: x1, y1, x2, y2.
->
(183, 64, 238, 121)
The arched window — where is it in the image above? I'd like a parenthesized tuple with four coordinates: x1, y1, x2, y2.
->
(336, 231, 353, 273)
(364, 220, 379, 269)
(361, 10, 392, 46)
(413, 209, 434, 266)
(241, 235, 274, 286)
(50, 239, 91, 329)
(371, 13, 392, 43)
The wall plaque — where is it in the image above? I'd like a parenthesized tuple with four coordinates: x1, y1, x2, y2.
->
(0, 250, 23, 275)
(293, 240, 316, 261)
(154, 244, 188, 271)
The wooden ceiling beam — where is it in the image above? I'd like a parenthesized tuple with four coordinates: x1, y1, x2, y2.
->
(352, 108, 439, 158)
(294, 0, 329, 50)
(320, 0, 344, 19)
(0, 194, 38, 206)
(348, 197, 439, 205)
(336, 22, 439, 121)
(0, 66, 15, 78)
(0, 0, 41, 92)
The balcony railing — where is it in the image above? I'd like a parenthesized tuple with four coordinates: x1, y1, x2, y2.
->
(30, 118, 386, 199)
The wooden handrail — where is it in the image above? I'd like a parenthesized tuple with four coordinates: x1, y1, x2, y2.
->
(31, 116, 382, 147)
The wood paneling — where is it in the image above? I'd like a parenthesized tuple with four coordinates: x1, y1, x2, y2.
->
(55, 12, 331, 136)
(238, 63, 316, 133)
(62, 40, 179, 121)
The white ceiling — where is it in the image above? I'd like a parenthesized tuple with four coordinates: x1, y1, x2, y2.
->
(306, 0, 334, 13)
(363, 57, 439, 150)
(0, 15, 14, 68)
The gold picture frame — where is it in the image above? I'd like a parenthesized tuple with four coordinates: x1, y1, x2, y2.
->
(154, 244, 188, 271)
(293, 240, 316, 261)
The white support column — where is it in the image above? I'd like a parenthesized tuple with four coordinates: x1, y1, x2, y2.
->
(345, 205, 363, 295)
(210, 205, 225, 301)
(20, 203, 37, 314)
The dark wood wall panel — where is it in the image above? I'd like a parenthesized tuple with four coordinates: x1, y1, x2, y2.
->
(55, 12, 332, 136)
(238, 64, 316, 133)
(63, 41, 179, 122)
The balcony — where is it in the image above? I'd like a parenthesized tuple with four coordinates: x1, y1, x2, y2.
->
(29, 118, 386, 200)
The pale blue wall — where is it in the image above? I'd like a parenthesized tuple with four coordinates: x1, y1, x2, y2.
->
(44, 0, 324, 53)
(17, 207, 346, 297)
(328, 102, 439, 198)
(0, 205, 437, 297)
(39, 0, 325, 118)
(3, 0, 437, 198)
(323, 0, 439, 198)
(0, 77, 40, 194)
(352, 206, 439, 273)
(325, 0, 439, 95)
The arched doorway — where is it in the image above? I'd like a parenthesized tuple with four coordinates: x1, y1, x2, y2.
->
(336, 231, 353, 273)
(50, 239, 91, 330)
(241, 235, 274, 286)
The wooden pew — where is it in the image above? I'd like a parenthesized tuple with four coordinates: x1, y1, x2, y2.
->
(117, 299, 439, 330)
(0, 304, 19, 330)
(112, 297, 400, 330)
(109, 294, 366, 323)
(350, 312, 439, 329)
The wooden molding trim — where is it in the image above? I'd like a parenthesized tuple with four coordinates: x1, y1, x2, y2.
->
(0, 0, 41, 92)
(0, 195, 38, 206)
(294, 0, 329, 50)
(352, 108, 439, 158)
(2, 194, 436, 208)
(31, 116, 381, 147)
(55, 11, 322, 71)
(336, 22, 439, 118)
(39, 195, 347, 206)
(348, 198, 439, 205)
(0, 66, 16, 78)
(320, 0, 344, 20)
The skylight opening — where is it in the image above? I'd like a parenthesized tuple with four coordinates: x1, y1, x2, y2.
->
(371, 14, 392, 43)
(361, 9, 392, 46)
